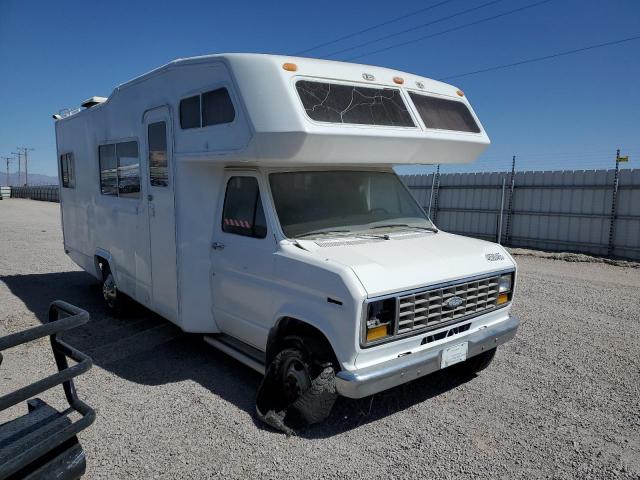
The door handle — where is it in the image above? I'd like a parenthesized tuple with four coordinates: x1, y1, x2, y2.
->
(147, 194, 153, 201)
(211, 242, 225, 250)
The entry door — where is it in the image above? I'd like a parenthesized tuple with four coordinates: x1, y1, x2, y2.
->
(143, 107, 178, 321)
(210, 172, 276, 348)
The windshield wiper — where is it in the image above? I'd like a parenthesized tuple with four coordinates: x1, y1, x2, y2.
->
(295, 229, 351, 239)
(370, 223, 438, 233)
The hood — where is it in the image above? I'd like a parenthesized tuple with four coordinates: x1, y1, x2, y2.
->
(297, 231, 515, 297)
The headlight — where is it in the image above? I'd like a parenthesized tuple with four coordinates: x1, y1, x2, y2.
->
(498, 274, 512, 293)
(497, 273, 514, 305)
(364, 298, 396, 343)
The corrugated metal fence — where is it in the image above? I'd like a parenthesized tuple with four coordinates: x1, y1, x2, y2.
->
(6, 171, 640, 260)
(10, 185, 60, 202)
(401, 168, 640, 261)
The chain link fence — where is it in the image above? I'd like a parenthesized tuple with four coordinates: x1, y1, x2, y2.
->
(10, 185, 60, 202)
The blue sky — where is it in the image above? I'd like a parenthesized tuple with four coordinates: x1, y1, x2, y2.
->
(1, 0, 639, 178)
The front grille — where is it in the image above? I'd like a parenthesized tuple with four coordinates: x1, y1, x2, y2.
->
(396, 275, 501, 335)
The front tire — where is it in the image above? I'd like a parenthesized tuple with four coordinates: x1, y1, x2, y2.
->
(269, 335, 337, 426)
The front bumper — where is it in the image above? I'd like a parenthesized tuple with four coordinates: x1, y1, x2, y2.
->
(335, 315, 519, 399)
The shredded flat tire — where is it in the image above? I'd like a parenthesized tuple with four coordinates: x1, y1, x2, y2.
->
(291, 365, 337, 425)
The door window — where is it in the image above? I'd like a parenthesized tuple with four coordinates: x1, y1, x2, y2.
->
(148, 121, 169, 187)
(221, 177, 267, 238)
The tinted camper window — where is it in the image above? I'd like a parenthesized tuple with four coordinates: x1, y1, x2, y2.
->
(202, 88, 235, 126)
(295, 80, 415, 128)
(99, 141, 140, 198)
(180, 88, 235, 129)
(221, 177, 267, 239)
(60, 153, 75, 188)
(408, 92, 480, 133)
(180, 95, 200, 129)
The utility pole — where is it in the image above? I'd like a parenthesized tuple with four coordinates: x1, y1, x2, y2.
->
(16, 147, 34, 186)
(504, 155, 517, 245)
(11, 151, 21, 186)
(1, 156, 12, 186)
(607, 148, 629, 256)
(432, 164, 441, 223)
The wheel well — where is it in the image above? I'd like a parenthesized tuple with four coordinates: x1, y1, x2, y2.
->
(266, 317, 340, 370)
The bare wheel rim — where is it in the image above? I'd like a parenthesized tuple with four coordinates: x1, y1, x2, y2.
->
(102, 273, 117, 305)
(282, 356, 310, 403)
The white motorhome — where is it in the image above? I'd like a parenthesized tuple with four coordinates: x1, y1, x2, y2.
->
(54, 53, 518, 425)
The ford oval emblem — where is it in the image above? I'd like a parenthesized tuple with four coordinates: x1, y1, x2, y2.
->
(443, 296, 464, 309)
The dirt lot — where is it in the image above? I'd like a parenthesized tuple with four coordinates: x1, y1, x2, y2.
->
(1, 198, 639, 479)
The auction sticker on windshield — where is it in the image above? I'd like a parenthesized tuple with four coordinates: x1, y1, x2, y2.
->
(441, 342, 468, 368)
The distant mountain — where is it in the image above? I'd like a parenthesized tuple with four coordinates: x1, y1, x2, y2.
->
(0, 172, 59, 186)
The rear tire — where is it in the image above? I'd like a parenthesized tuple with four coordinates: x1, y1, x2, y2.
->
(100, 264, 127, 314)
(454, 348, 497, 375)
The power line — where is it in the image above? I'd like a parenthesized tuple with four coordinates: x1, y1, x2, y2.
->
(1, 156, 12, 187)
(345, 0, 553, 61)
(16, 147, 34, 186)
(10, 151, 21, 186)
(324, 0, 503, 58)
(293, 0, 458, 55)
(439, 34, 640, 80)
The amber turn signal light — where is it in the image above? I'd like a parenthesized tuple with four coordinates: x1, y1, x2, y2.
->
(456, 89, 465, 97)
(393, 76, 404, 85)
(282, 63, 298, 72)
(366, 324, 390, 342)
(497, 293, 509, 305)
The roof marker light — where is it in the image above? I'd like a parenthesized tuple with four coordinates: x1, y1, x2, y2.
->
(393, 76, 404, 85)
(282, 63, 298, 72)
(416, 81, 425, 89)
(456, 89, 465, 97)
(362, 73, 375, 81)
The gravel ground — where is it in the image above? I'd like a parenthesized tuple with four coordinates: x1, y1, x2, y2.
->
(1, 198, 639, 480)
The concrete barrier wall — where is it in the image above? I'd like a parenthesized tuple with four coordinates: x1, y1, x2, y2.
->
(401, 169, 640, 261)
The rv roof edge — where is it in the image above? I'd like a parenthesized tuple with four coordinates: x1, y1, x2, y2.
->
(55, 53, 490, 165)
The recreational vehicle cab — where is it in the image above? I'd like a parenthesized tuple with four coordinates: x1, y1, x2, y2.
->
(54, 53, 518, 426)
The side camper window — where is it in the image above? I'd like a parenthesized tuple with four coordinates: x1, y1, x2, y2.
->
(180, 88, 235, 129)
(60, 153, 75, 188)
(221, 177, 267, 239)
(99, 141, 140, 198)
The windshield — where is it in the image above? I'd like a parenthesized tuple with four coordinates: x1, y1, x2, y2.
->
(269, 171, 435, 238)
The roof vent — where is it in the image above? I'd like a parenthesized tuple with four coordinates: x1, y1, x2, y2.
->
(81, 96, 107, 109)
